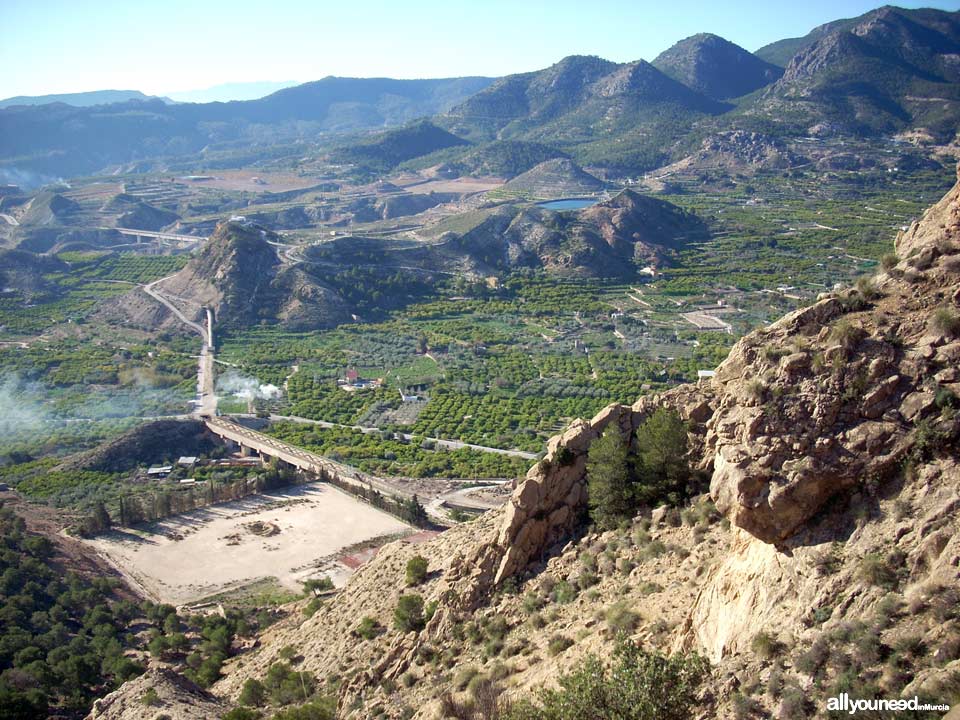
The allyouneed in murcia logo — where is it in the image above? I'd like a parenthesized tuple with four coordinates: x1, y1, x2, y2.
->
(826, 693, 950, 715)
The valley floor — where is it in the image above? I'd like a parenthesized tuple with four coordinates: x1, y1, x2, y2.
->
(83, 483, 412, 605)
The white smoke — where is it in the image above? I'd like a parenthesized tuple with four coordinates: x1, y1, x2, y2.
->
(216, 370, 281, 402)
(0, 167, 67, 191)
(0, 374, 50, 435)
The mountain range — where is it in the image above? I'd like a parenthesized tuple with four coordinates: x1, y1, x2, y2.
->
(1, 6, 958, 181)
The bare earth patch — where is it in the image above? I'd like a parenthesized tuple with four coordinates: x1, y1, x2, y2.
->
(84, 484, 412, 605)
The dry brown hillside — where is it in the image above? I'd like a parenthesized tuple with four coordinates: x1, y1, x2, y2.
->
(93, 166, 960, 719)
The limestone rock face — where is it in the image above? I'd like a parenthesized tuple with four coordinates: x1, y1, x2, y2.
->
(493, 384, 716, 583)
(86, 665, 226, 720)
(705, 163, 960, 543)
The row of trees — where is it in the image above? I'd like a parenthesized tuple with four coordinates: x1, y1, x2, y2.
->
(79, 464, 299, 536)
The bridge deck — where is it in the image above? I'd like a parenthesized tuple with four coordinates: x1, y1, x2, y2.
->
(204, 417, 409, 500)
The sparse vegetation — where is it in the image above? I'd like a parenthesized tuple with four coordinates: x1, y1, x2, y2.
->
(931, 306, 960, 337)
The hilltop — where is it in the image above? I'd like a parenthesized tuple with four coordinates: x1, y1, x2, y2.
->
(0, 89, 161, 109)
(452, 188, 709, 276)
(653, 33, 783, 100)
(760, 6, 960, 138)
(329, 121, 470, 173)
(0, 76, 495, 177)
(497, 158, 606, 199)
(116, 221, 351, 332)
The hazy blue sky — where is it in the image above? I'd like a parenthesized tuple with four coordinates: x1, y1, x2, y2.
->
(2, 0, 958, 99)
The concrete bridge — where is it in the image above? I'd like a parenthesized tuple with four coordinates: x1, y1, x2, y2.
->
(203, 416, 407, 500)
(108, 227, 206, 248)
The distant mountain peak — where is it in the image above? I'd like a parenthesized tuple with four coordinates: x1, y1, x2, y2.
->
(653, 33, 783, 99)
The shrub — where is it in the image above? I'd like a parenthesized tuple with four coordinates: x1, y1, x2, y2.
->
(405, 555, 428, 586)
(486, 616, 510, 641)
(579, 552, 598, 572)
(880, 253, 899, 271)
(547, 635, 574, 656)
(302, 576, 334, 594)
(855, 276, 881, 300)
(264, 662, 316, 706)
(858, 553, 898, 589)
(637, 581, 663, 596)
(931, 307, 960, 337)
(270, 698, 336, 720)
(302, 598, 323, 618)
(223, 709, 262, 720)
(505, 639, 709, 720)
(354, 616, 381, 640)
(454, 665, 480, 690)
(523, 592, 545, 614)
(141, 688, 160, 706)
(551, 581, 577, 604)
(576, 571, 599, 590)
(830, 320, 863, 351)
(795, 637, 830, 677)
(605, 602, 640, 634)
(778, 686, 810, 720)
(239, 678, 267, 707)
(555, 446, 575, 466)
(394, 594, 425, 632)
(732, 692, 762, 720)
(634, 409, 692, 508)
(639, 540, 667, 561)
(751, 631, 785, 660)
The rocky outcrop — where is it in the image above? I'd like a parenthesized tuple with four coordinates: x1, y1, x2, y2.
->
(493, 383, 716, 583)
(706, 163, 960, 543)
(122, 220, 351, 331)
(86, 665, 226, 720)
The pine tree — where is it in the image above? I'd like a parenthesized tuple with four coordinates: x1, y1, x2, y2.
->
(634, 408, 691, 507)
(586, 427, 632, 528)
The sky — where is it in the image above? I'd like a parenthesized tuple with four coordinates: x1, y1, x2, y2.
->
(1, 0, 958, 100)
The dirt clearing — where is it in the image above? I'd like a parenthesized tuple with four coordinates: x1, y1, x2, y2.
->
(84, 484, 412, 605)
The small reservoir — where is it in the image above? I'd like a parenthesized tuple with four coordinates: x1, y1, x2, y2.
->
(536, 198, 596, 211)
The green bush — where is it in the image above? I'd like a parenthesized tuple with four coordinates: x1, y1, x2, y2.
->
(270, 698, 336, 720)
(223, 708, 262, 720)
(405, 555, 429, 586)
(505, 639, 709, 720)
(605, 602, 640, 634)
(750, 631, 785, 660)
(264, 662, 316, 706)
(551, 581, 577, 604)
(858, 553, 898, 589)
(302, 576, 334, 594)
(355, 616, 382, 640)
(633, 409, 692, 508)
(239, 678, 266, 707)
(880, 253, 899, 271)
(394, 594, 425, 632)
